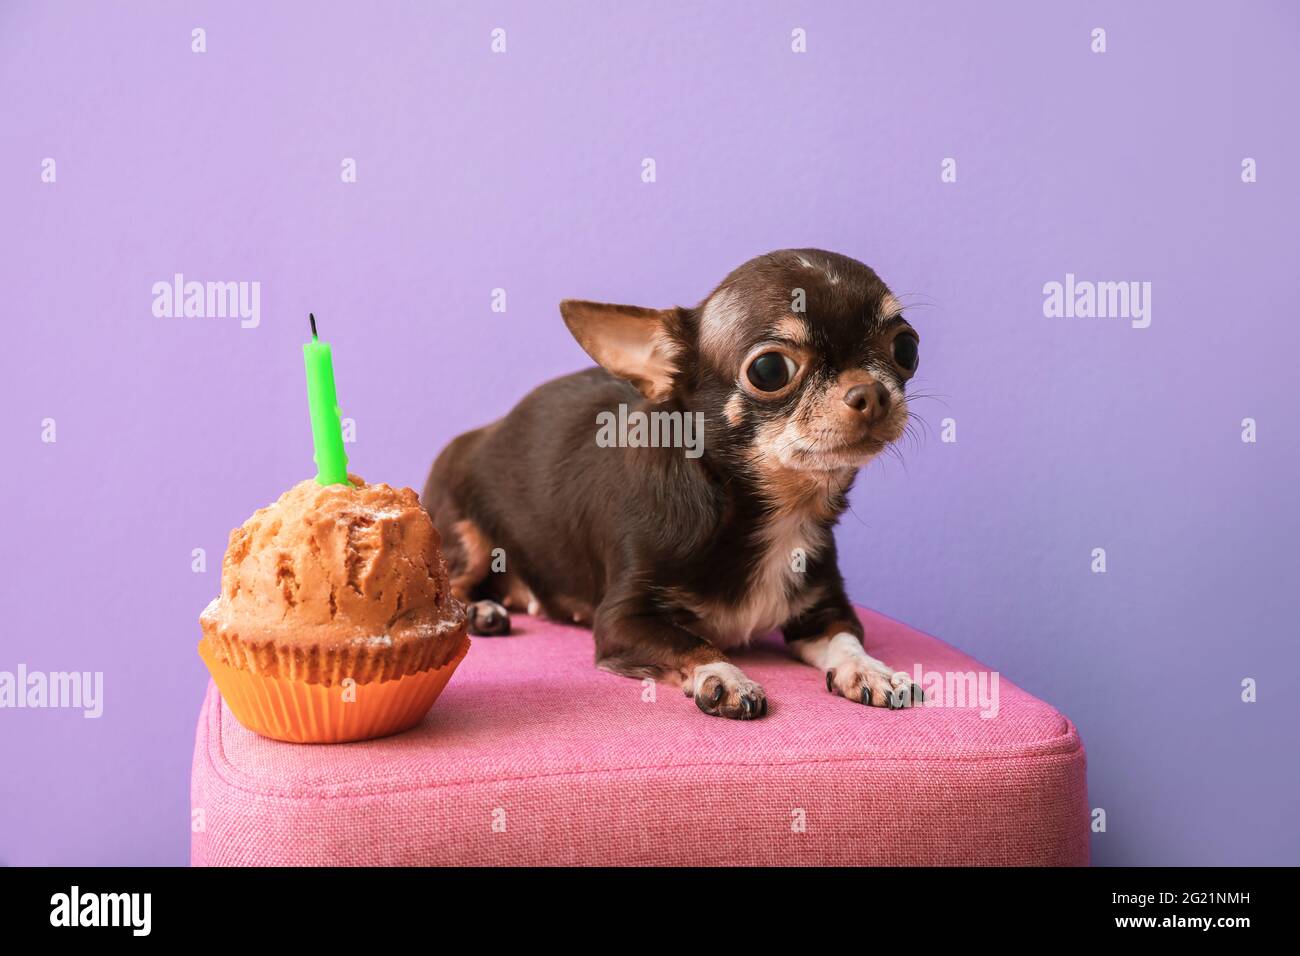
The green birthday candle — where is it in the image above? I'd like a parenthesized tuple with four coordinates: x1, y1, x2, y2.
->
(302, 314, 351, 486)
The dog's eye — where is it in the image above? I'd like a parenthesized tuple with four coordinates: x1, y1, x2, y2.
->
(892, 334, 919, 373)
(746, 352, 797, 392)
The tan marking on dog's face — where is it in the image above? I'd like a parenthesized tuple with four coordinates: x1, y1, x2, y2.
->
(724, 392, 745, 427)
(698, 287, 746, 367)
(773, 315, 811, 346)
(878, 293, 903, 321)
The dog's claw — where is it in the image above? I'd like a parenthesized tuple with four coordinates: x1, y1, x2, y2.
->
(738, 691, 767, 720)
(826, 669, 836, 693)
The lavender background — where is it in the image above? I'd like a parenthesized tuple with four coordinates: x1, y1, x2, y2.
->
(2, 1, 1298, 866)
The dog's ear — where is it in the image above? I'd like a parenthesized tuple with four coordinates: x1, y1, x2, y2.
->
(560, 300, 686, 403)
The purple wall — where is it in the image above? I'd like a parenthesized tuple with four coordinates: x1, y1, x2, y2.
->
(2, 1, 1296, 865)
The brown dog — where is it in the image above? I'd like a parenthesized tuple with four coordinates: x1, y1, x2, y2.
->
(423, 249, 923, 719)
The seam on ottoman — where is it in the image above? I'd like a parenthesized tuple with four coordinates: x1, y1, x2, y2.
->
(201, 682, 1085, 801)
(204, 742, 1088, 806)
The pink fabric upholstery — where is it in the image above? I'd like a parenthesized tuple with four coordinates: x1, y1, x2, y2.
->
(191, 608, 1089, 865)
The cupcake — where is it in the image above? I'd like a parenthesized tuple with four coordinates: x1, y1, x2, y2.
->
(198, 477, 470, 743)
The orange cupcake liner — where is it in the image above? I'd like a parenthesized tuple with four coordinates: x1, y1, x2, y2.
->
(198, 633, 470, 744)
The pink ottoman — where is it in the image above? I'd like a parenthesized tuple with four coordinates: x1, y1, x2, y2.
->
(190, 608, 1089, 865)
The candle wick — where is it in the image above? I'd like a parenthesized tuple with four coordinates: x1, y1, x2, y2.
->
(309, 313, 318, 340)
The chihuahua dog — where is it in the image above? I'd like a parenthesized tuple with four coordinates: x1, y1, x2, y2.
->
(423, 249, 923, 719)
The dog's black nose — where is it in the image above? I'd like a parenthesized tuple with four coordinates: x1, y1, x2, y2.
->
(843, 381, 890, 419)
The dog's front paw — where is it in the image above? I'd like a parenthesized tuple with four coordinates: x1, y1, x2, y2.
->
(466, 599, 511, 636)
(827, 659, 923, 709)
(686, 662, 768, 720)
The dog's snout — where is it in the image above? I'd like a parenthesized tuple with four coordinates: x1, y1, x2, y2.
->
(842, 381, 891, 419)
